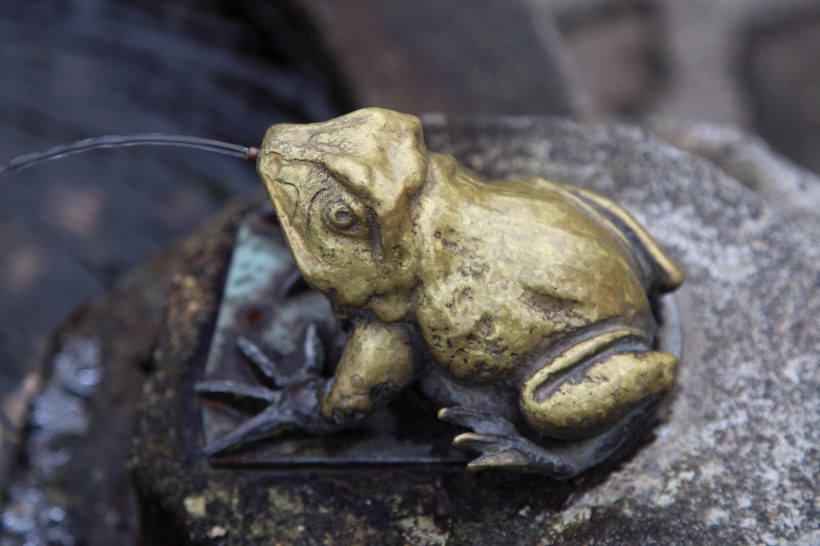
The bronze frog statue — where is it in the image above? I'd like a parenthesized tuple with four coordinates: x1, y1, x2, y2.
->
(203, 108, 684, 478)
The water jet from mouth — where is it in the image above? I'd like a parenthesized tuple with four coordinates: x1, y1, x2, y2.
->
(0, 134, 258, 178)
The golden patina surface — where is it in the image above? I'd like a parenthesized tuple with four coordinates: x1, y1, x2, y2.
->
(254, 108, 683, 476)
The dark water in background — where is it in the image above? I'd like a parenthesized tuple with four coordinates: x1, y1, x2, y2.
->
(0, 0, 350, 392)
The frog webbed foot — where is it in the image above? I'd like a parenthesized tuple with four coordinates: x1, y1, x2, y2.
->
(438, 406, 575, 476)
(195, 324, 332, 456)
(437, 406, 519, 436)
(437, 406, 599, 477)
(440, 404, 655, 478)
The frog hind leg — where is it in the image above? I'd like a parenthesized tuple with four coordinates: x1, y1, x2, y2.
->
(557, 183, 684, 294)
(488, 329, 675, 477)
(520, 330, 676, 439)
(437, 331, 675, 478)
(440, 341, 675, 477)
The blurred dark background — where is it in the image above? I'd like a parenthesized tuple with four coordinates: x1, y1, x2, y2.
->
(1, 0, 819, 463)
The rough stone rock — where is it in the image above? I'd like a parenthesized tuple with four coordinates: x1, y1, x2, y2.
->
(130, 115, 818, 545)
(648, 119, 820, 240)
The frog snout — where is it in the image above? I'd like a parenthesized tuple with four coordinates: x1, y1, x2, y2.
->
(257, 154, 303, 223)
(258, 151, 281, 177)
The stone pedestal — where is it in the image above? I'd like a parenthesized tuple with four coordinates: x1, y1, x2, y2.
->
(128, 116, 818, 544)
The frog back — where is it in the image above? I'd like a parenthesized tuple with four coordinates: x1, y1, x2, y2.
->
(412, 156, 656, 382)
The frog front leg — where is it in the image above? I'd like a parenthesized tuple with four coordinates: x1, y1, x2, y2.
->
(318, 321, 417, 425)
(196, 323, 331, 456)
(199, 321, 417, 456)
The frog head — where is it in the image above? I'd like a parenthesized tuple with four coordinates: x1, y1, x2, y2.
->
(257, 108, 428, 321)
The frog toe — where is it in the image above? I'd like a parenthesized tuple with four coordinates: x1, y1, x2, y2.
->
(454, 433, 576, 476)
(195, 379, 282, 413)
(468, 448, 574, 477)
(203, 404, 294, 457)
(467, 447, 532, 471)
(453, 431, 503, 451)
(453, 432, 519, 465)
(236, 323, 325, 387)
(235, 335, 289, 387)
(439, 407, 518, 436)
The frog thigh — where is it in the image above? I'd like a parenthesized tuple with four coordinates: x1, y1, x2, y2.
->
(555, 183, 684, 293)
(520, 329, 677, 440)
(319, 322, 416, 423)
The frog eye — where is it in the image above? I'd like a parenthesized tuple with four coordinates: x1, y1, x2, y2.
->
(331, 207, 354, 228)
(323, 200, 361, 233)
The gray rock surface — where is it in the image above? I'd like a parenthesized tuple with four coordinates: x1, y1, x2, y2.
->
(648, 119, 820, 240)
(423, 114, 819, 544)
(128, 114, 818, 544)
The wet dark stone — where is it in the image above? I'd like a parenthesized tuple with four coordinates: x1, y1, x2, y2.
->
(0, 197, 258, 546)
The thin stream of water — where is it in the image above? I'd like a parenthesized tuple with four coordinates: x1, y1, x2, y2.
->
(0, 134, 258, 178)
(0, 0, 348, 472)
